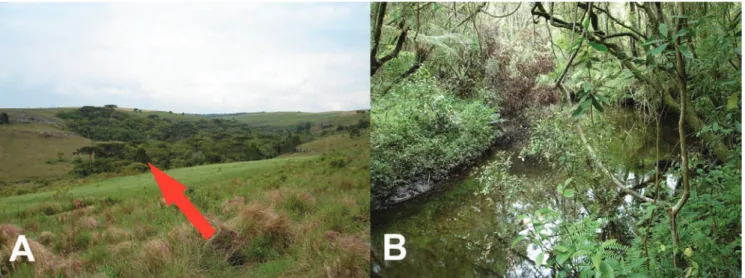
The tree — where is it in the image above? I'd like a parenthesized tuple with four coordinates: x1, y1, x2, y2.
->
(74, 146, 99, 161)
(530, 2, 735, 163)
(0, 112, 9, 124)
(356, 118, 370, 129)
(133, 147, 149, 164)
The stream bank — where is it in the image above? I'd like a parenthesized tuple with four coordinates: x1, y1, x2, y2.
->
(371, 107, 679, 277)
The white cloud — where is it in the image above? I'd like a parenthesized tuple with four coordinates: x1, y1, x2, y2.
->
(0, 3, 369, 113)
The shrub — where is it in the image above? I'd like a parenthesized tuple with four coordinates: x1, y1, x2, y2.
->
(52, 186, 73, 201)
(121, 162, 149, 175)
(371, 76, 499, 210)
(281, 192, 316, 217)
(329, 158, 346, 168)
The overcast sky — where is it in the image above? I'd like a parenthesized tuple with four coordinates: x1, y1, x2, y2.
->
(0, 3, 369, 113)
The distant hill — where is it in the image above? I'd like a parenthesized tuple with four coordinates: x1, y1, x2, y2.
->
(0, 107, 368, 182)
(209, 110, 369, 128)
(118, 108, 207, 121)
(119, 108, 369, 129)
(1, 107, 368, 128)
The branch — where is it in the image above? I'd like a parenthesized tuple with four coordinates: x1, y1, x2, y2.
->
(370, 2, 387, 72)
(556, 84, 668, 206)
(552, 2, 588, 87)
(379, 22, 409, 65)
(454, 3, 486, 30)
(579, 2, 648, 41)
(378, 46, 433, 96)
(671, 2, 690, 215)
(603, 32, 642, 40)
(480, 2, 521, 19)
(535, 3, 733, 165)
(371, 19, 409, 76)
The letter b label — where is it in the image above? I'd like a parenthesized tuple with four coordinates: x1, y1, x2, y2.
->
(384, 234, 406, 261)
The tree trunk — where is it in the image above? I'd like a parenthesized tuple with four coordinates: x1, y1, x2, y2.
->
(670, 2, 690, 269)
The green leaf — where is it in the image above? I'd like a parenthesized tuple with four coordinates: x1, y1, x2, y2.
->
(584, 17, 591, 30)
(563, 177, 574, 187)
(557, 252, 571, 264)
(592, 253, 603, 268)
(570, 37, 586, 50)
(573, 250, 591, 258)
(572, 98, 592, 117)
(679, 45, 693, 59)
(598, 261, 615, 278)
(536, 252, 545, 267)
(582, 82, 592, 93)
(554, 245, 569, 253)
(673, 28, 689, 39)
(589, 42, 609, 52)
(644, 205, 657, 218)
(601, 239, 617, 248)
(511, 235, 526, 248)
(727, 93, 739, 110)
(534, 224, 543, 235)
(591, 96, 605, 113)
(643, 39, 666, 46)
(648, 43, 669, 56)
(659, 23, 668, 38)
(563, 188, 575, 198)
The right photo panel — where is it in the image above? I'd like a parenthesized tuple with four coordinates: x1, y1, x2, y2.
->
(370, 2, 742, 278)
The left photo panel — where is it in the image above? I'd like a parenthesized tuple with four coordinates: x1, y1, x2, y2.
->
(0, 3, 371, 277)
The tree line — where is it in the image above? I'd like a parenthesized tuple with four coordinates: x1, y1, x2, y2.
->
(56, 106, 359, 177)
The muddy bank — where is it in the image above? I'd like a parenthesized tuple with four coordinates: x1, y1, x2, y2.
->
(375, 119, 529, 213)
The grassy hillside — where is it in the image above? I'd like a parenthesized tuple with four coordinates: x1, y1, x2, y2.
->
(1, 107, 367, 128)
(118, 108, 207, 121)
(0, 108, 77, 124)
(0, 107, 367, 184)
(213, 111, 367, 128)
(0, 108, 93, 182)
(0, 133, 370, 277)
(0, 124, 92, 181)
(119, 108, 369, 129)
(289, 133, 368, 155)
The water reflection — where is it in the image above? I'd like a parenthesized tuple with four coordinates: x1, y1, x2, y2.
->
(371, 152, 563, 277)
(371, 108, 678, 277)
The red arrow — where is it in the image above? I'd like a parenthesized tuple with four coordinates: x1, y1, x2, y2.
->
(148, 163, 215, 240)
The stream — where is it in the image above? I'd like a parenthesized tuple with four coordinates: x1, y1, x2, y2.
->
(370, 108, 680, 277)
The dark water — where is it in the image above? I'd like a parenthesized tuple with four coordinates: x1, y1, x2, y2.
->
(371, 150, 562, 277)
(370, 108, 677, 277)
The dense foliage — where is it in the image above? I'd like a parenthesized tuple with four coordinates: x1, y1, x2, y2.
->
(511, 2, 742, 277)
(371, 75, 497, 209)
(369, 2, 559, 210)
(372, 2, 741, 277)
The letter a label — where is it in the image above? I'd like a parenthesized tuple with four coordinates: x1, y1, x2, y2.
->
(384, 234, 406, 261)
(9, 235, 35, 262)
